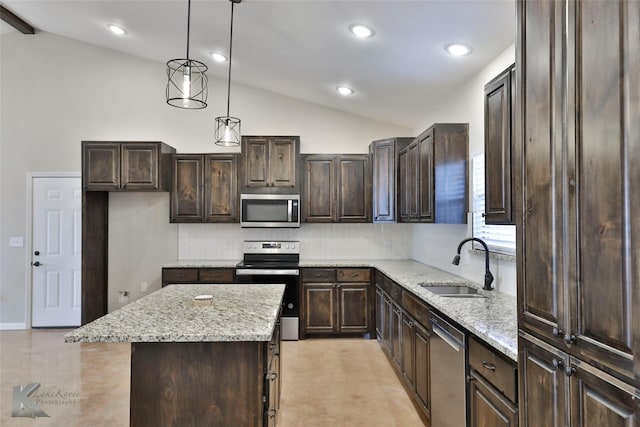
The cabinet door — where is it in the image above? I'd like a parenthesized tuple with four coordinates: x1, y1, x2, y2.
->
(484, 66, 514, 225)
(337, 283, 369, 333)
(391, 303, 402, 370)
(408, 142, 420, 221)
(336, 155, 371, 223)
(383, 294, 393, 352)
(121, 143, 159, 190)
(371, 139, 395, 222)
(269, 137, 297, 188)
(375, 286, 384, 341)
(83, 142, 120, 190)
(303, 155, 335, 222)
(517, 0, 567, 346)
(569, 359, 639, 427)
(204, 154, 238, 223)
(413, 321, 431, 418)
(417, 132, 433, 222)
(171, 155, 204, 222)
(401, 313, 415, 390)
(566, 0, 640, 384)
(469, 372, 518, 427)
(433, 124, 468, 224)
(303, 284, 336, 334)
(243, 137, 270, 188)
(518, 335, 569, 427)
(398, 147, 410, 221)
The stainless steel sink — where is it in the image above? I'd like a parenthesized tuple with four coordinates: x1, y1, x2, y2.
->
(421, 285, 486, 298)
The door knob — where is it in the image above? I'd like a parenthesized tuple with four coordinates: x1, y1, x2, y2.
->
(32, 261, 42, 267)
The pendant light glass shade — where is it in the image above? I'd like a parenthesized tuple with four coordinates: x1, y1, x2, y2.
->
(215, 0, 242, 146)
(166, 0, 208, 109)
(166, 59, 208, 108)
(214, 116, 241, 146)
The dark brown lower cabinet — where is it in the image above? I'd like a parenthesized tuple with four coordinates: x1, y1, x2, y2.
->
(519, 333, 640, 427)
(469, 372, 518, 427)
(302, 283, 336, 334)
(401, 311, 431, 422)
(390, 302, 402, 370)
(375, 286, 385, 341)
(130, 322, 281, 427)
(161, 267, 235, 287)
(301, 268, 372, 338)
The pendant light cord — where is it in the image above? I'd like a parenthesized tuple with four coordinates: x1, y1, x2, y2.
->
(185, 0, 191, 60)
(226, 1, 235, 118)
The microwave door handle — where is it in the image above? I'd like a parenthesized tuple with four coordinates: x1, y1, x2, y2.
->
(288, 200, 292, 222)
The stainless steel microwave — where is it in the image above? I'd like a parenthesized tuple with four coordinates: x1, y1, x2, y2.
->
(240, 194, 300, 228)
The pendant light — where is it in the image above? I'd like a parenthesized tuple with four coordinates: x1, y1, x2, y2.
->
(166, 0, 208, 109)
(214, 0, 241, 146)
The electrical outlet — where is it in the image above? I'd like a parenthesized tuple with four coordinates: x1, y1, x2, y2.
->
(118, 291, 129, 304)
(9, 237, 24, 247)
(140, 282, 148, 293)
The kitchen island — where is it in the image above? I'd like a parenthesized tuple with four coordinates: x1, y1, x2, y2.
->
(65, 284, 285, 427)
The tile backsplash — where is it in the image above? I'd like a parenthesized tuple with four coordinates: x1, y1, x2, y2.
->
(178, 223, 412, 260)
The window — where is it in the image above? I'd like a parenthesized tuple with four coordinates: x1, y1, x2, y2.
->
(472, 154, 516, 255)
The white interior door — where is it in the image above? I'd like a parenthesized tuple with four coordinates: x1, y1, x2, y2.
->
(32, 177, 82, 327)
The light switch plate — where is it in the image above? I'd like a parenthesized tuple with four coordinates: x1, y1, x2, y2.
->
(9, 237, 24, 247)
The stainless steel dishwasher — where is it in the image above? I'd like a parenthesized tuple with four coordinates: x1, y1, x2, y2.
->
(429, 311, 467, 427)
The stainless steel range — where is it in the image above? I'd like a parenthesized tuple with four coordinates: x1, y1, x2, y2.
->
(235, 240, 300, 340)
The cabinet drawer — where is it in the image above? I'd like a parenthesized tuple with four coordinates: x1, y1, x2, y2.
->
(198, 268, 234, 283)
(302, 268, 336, 282)
(401, 291, 430, 329)
(162, 268, 199, 283)
(469, 336, 517, 403)
(337, 268, 370, 283)
(376, 273, 392, 294)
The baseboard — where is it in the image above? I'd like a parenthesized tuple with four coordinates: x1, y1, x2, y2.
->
(0, 323, 27, 330)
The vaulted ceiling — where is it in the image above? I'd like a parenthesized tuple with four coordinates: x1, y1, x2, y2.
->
(1, 1, 515, 128)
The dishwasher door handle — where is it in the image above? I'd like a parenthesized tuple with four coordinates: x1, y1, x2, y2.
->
(431, 322, 463, 352)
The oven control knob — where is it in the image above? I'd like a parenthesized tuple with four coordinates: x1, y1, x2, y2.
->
(287, 303, 294, 309)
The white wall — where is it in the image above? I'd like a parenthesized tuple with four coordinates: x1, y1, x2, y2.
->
(411, 44, 517, 295)
(0, 32, 411, 324)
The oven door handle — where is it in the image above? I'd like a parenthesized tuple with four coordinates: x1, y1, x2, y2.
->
(235, 269, 300, 276)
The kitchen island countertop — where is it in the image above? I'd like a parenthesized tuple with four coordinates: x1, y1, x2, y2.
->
(64, 284, 285, 343)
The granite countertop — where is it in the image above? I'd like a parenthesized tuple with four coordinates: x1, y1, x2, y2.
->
(64, 284, 285, 343)
(302, 259, 517, 361)
(159, 258, 518, 361)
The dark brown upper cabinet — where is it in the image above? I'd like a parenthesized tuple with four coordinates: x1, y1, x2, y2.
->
(484, 64, 516, 225)
(170, 154, 238, 223)
(370, 137, 413, 222)
(241, 136, 300, 193)
(302, 154, 371, 223)
(398, 123, 468, 224)
(517, 0, 640, 394)
(82, 141, 175, 191)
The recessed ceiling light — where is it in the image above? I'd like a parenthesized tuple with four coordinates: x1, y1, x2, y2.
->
(337, 86, 354, 96)
(108, 24, 126, 36)
(446, 43, 472, 56)
(349, 24, 374, 39)
(210, 52, 228, 63)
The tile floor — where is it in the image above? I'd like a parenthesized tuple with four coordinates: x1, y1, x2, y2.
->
(1, 330, 423, 427)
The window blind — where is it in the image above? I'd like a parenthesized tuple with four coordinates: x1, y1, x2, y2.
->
(472, 154, 516, 255)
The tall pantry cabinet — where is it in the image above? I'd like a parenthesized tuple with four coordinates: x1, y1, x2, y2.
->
(516, 0, 640, 426)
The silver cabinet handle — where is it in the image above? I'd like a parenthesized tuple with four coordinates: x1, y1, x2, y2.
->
(481, 361, 496, 371)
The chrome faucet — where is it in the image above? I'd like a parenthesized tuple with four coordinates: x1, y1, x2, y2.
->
(452, 238, 494, 290)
